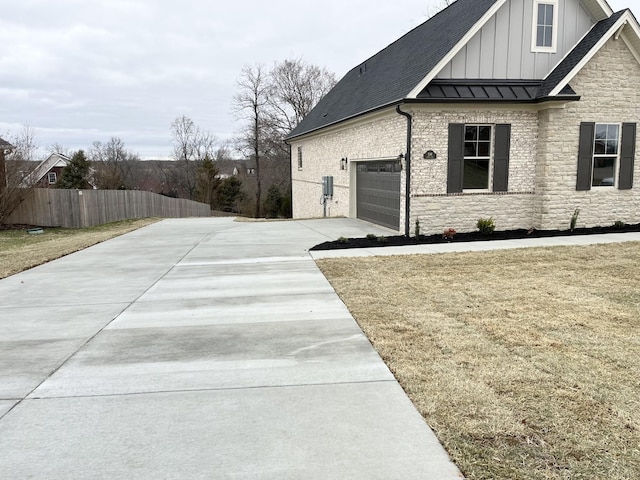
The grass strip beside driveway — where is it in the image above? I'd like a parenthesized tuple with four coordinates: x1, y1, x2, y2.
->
(317, 243, 640, 480)
(0, 218, 159, 279)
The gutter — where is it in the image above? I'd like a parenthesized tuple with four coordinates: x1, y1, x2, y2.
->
(396, 104, 412, 237)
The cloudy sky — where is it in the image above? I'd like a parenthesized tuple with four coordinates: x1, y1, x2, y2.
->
(0, 0, 634, 159)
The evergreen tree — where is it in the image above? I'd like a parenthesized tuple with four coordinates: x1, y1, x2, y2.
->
(195, 155, 220, 207)
(216, 176, 244, 213)
(57, 150, 92, 189)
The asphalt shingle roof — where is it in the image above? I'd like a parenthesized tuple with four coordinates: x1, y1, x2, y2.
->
(287, 0, 500, 139)
(538, 10, 626, 98)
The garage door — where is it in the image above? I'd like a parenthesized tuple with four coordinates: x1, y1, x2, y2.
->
(356, 160, 401, 230)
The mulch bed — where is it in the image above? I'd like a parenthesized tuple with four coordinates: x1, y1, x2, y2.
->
(310, 223, 640, 251)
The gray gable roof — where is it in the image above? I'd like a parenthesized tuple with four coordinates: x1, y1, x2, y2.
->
(0, 138, 14, 151)
(538, 9, 627, 98)
(287, 0, 500, 139)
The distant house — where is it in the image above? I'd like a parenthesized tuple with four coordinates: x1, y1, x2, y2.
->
(24, 153, 96, 189)
(24, 153, 71, 187)
(0, 138, 15, 187)
(287, 0, 640, 234)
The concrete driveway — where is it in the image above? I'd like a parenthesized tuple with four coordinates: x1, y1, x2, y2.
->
(0, 218, 461, 479)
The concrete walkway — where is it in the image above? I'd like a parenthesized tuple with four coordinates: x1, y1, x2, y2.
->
(0, 218, 462, 479)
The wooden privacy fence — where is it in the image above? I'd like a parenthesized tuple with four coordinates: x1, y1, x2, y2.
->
(6, 189, 211, 228)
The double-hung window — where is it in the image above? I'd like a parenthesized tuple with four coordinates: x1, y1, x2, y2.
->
(447, 123, 511, 194)
(532, 0, 558, 52)
(592, 124, 619, 187)
(463, 125, 492, 190)
(577, 122, 637, 191)
(48, 172, 57, 184)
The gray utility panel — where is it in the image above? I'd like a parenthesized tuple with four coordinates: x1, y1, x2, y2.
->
(356, 161, 401, 230)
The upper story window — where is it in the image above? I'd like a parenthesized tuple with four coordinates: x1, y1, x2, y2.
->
(532, 0, 558, 53)
(48, 172, 57, 184)
(297, 146, 303, 169)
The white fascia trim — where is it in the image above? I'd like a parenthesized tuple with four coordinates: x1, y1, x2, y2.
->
(549, 12, 633, 96)
(596, 0, 614, 17)
(406, 0, 509, 99)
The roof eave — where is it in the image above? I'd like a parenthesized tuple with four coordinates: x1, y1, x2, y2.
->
(285, 100, 406, 141)
(549, 11, 637, 96)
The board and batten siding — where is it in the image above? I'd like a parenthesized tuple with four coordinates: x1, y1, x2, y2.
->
(437, 0, 594, 80)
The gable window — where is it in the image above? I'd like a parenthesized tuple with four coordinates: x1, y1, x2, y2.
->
(448, 123, 511, 194)
(532, 0, 558, 52)
(577, 122, 636, 191)
(297, 146, 303, 169)
(48, 172, 57, 184)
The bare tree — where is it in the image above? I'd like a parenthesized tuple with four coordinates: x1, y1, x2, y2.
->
(47, 143, 72, 157)
(167, 115, 218, 200)
(90, 137, 139, 190)
(267, 58, 337, 140)
(0, 126, 39, 224)
(233, 64, 271, 218)
(10, 124, 38, 162)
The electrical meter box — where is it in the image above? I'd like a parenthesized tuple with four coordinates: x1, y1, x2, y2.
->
(322, 176, 334, 198)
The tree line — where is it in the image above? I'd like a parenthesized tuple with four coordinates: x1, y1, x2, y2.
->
(1, 58, 336, 222)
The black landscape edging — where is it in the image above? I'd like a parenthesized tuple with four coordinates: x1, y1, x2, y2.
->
(310, 224, 640, 251)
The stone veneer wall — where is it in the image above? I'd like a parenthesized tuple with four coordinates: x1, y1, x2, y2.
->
(409, 107, 539, 232)
(536, 36, 640, 230)
(291, 35, 640, 233)
(291, 112, 407, 223)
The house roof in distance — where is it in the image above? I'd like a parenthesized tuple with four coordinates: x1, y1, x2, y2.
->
(0, 138, 15, 152)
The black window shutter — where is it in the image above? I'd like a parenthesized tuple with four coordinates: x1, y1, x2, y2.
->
(618, 123, 636, 190)
(576, 122, 595, 191)
(447, 124, 464, 193)
(493, 124, 511, 192)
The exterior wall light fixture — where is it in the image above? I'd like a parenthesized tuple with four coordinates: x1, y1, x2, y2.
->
(340, 157, 348, 170)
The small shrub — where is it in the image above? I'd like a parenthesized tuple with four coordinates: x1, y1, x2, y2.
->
(614, 220, 626, 229)
(415, 219, 421, 238)
(570, 208, 580, 232)
(442, 228, 456, 240)
(477, 217, 495, 235)
(377, 236, 388, 244)
(366, 233, 378, 240)
(337, 236, 349, 244)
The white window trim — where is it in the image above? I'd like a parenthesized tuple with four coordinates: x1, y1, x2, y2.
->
(48, 172, 57, 184)
(531, 0, 559, 53)
(591, 123, 621, 189)
(463, 124, 493, 193)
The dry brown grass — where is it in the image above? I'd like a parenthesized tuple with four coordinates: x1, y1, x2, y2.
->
(0, 218, 159, 279)
(318, 243, 640, 480)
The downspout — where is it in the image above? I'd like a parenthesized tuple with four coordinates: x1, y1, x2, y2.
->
(396, 104, 412, 237)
